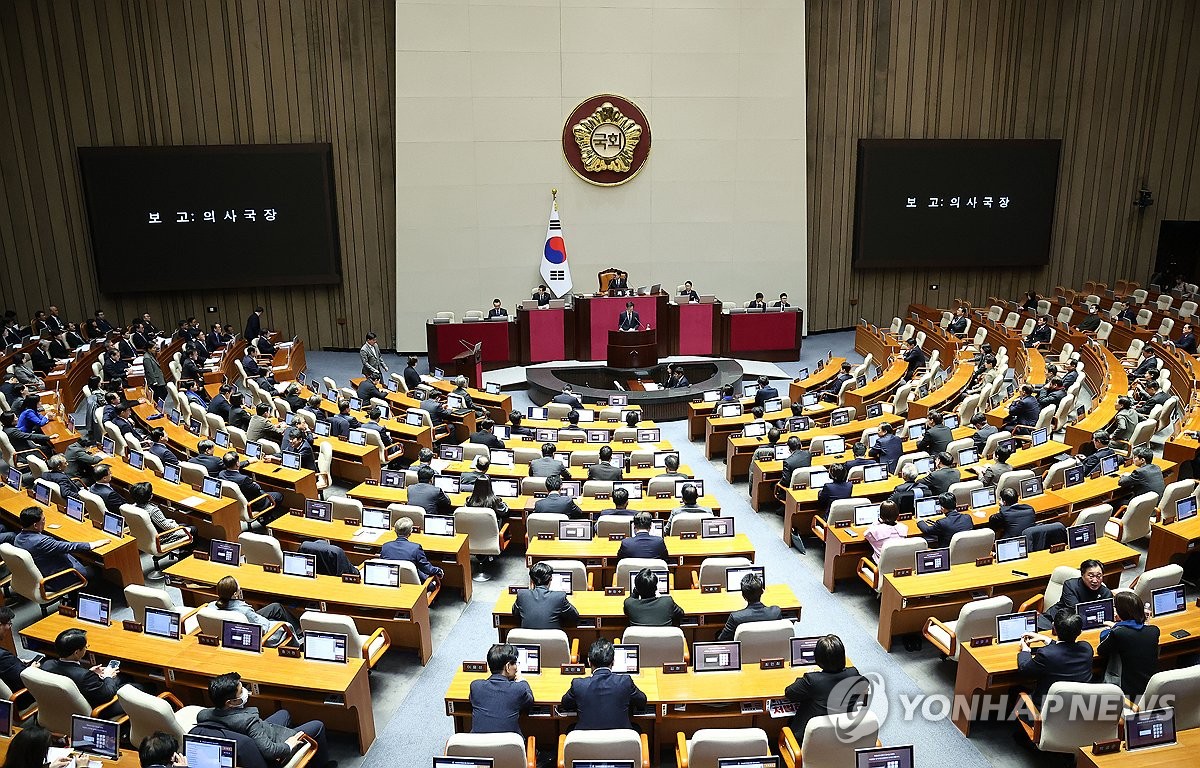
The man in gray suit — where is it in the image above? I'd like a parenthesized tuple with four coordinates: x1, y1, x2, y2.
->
(917, 452, 961, 496)
(195, 671, 331, 767)
(359, 331, 388, 378)
(1116, 446, 1165, 503)
(512, 562, 579, 629)
(406, 465, 453, 517)
(530, 443, 571, 479)
(717, 572, 782, 641)
(781, 436, 812, 486)
(587, 446, 623, 481)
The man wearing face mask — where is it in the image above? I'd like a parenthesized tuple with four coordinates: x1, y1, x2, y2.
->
(195, 671, 334, 768)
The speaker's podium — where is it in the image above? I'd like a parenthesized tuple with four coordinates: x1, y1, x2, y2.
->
(447, 342, 482, 388)
(607, 329, 658, 369)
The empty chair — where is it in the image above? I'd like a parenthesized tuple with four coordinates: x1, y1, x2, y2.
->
(558, 730, 647, 768)
(1056, 306, 1073, 325)
(1135, 308, 1153, 327)
(446, 733, 535, 768)
(948, 529, 995, 565)
(1104, 491, 1156, 543)
(506, 628, 575, 668)
(695, 557, 753, 588)
(238, 531, 284, 565)
(118, 684, 202, 744)
(387, 503, 426, 531)
(733, 619, 794, 663)
(582, 480, 613, 497)
(21, 666, 123, 734)
(947, 479, 984, 509)
(1157, 317, 1175, 337)
(124, 584, 199, 633)
(859, 538, 927, 594)
(986, 305, 1003, 323)
(299, 611, 389, 668)
(923, 596, 1013, 661)
(621, 626, 688, 667)
(0, 542, 86, 616)
(1158, 480, 1196, 522)
(1071, 503, 1112, 530)
(330, 495, 364, 521)
(526, 513, 568, 540)
(780, 712, 881, 768)
(1157, 295, 1174, 311)
(1017, 682, 1123, 753)
(668, 511, 716, 536)
(455, 507, 511, 581)
(1178, 299, 1197, 319)
(1126, 564, 1183, 604)
(519, 476, 549, 496)
(676, 728, 769, 768)
(594, 514, 634, 538)
(1140, 667, 1200, 727)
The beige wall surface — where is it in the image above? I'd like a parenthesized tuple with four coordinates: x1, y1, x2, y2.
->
(395, 0, 808, 350)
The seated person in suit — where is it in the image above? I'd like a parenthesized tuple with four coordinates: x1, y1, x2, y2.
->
(89, 464, 129, 514)
(623, 565, 683, 626)
(617, 512, 669, 563)
(356, 372, 386, 404)
(981, 446, 1014, 487)
(213, 575, 300, 646)
(138, 731, 185, 768)
(191, 439, 224, 475)
(469, 418, 505, 450)
(470, 643, 535, 735)
(1096, 591, 1160, 699)
(560, 639, 647, 729)
(1005, 384, 1041, 434)
(600, 486, 634, 517)
(1035, 377, 1067, 411)
(406, 465, 453, 518)
(379, 517, 444, 583)
(529, 443, 571, 479)
(1037, 558, 1112, 631)
(653, 454, 687, 482)
(195, 671, 331, 767)
(900, 338, 927, 381)
(753, 376, 779, 408)
(784, 634, 869, 736)
(1077, 431, 1116, 476)
(617, 301, 640, 331)
(946, 306, 969, 335)
(869, 422, 904, 474)
(402, 356, 422, 391)
(145, 427, 180, 467)
(1075, 302, 1102, 332)
(533, 284, 553, 307)
(747, 293, 767, 310)
(844, 441, 875, 472)
(40, 628, 129, 712)
(916, 411, 954, 455)
(1, 410, 53, 462)
(420, 392, 453, 426)
(916, 492, 972, 548)
(717, 572, 781, 641)
(459, 454, 492, 492)
(283, 384, 307, 414)
(1023, 315, 1053, 348)
(588, 445, 623, 481)
(1115, 446, 1164, 502)
(1017, 612, 1094, 709)
(665, 483, 710, 534)
(886, 464, 922, 516)
(679, 281, 699, 303)
(487, 298, 509, 319)
(40, 453, 84, 501)
(664, 363, 690, 388)
(817, 462, 853, 512)
(225, 393, 252, 431)
(532, 473, 583, 519)
(329, 400, 360, 438)
(1129, 346, 1160, 378)
(864, 500, 907, 560)
(780, 436, 812, 487)
(207, 384, 234, 421)
(1108, 396, 1139, 443)
(1134, 379, 1169, 416)
(218, 452, 283, 516)
(1177, 322, 1198, 354)
(465, 476, 509, 522)
(508, 411, 536, 438)
(988, 487, 1036, 539)
(772, 292, 791, 308)
(513, 562, 579, 629)
(917, 452, 960, 496)
(130, 481, 192, 545)
(820, 362, 854, 403)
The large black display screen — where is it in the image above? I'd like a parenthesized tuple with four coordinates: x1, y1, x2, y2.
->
(78, 144, 340, 292)
(853, 139, 1060, 269)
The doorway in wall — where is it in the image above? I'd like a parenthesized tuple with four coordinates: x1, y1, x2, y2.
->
(1153, 221, 1200, 287)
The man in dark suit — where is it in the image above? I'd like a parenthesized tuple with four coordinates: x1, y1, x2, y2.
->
(869, 422, 904, 474)
(969, 412, 998, 453)
(1177, 322, 1198, 354)
(916, 411, 954, 455)
(419, 392, 452, 426)
(587, 446, 623, 481)
(816, 462, 853, 512)
(1135, 380, 1169, 416)
(469, 418, 505, 450)
(1024, 315, 1053, 348)
(1078, 431, 1117, 476)
(617, 302, 640, 331)
(1007, 384, 1041, 429)
(206, 384, 233, 421)
(195, 671, 329, 767)
(1075, 302, 1102, 333)
(283, 430, 317, 471)
(753, 376, 779, 409)
(946, 306, 969, 335)
(917, 452, 960, 497)
(244, 307, 264, 342)
(679, 281, 699, 303)
(819, 362, 854, 403)
(226, 393, 252, 431)
(780, 436, 812, 487)
(560, 639, 647, 729)
(219, 452, 282, 515)
(90, 464, 129, 514)
(406, 465, 453, 518)
(379, 517, 444, 581)
(617, 512, 669, 562)
(784, 634, 869, 736)
(599, 487, 635, 517)
(608, 272, 629, 293)
(356, 373, 386, 404)
(533, 284, 553, 307)
(1017, 612, 1094, 708)
(146, 427, 180, 467)
(1036, 377, 1067, 411)
(551, 385, 584, 409)
(988, 488, 1037, 539)
(717, 572, 782, 641)
(513, 562, 579, 629)
(470, 644, 534, 735)
(192, 439, 224, 475)
(1130, 347, 1160, 378)
(487, 299, 509, 319)
(532, 474, 583, 518)
(747, 293, 767, 310)
(530, 443, 570, 479)
(887, 464, 923, 516)
(1116, 446, 1165, 501)
(772, 292, 791, 308)
(41, 454, 84, 501)
(901, 338, 926, 381)
(402, 356, 423, 391)
(41, 628, 128, 712)
(458, 455, 491, 491)
(329, 400, 359, 438)
(1, 410, 53, 462)
(0, 606, 34, 693)
(916, 492, 973, 548)
(10, 506, 108, 581)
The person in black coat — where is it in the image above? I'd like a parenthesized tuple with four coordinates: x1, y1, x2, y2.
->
(0, 606, 33, 694)
(532, 473, 584, 519)
(379, 518, 444, 581)
(616, 512, 669, 562)
(356, 373, 387, 405)
(560, 639, 647, 730)
(207, 384, 234, 421)
(1176, 322, 1198, 354)
(218, 452, 282, 514)
(587, 446, 624, 481)
(868, 423, 904, 474)
(623, 566, 683, 626)
(900, 338, 926, 381)
(718, 572, 782, 641)
(1096, 591, 1160, 698)
(816, 462, 853, 512)
(89, 465, 129, 514)
(781, 436, 812, 487)
(917, 452, 961, 497)
(1078, 431, 1117, 476)
(752, 376, 779, 409)
(1007, 384, 1041, 429)
(1017, 612, 1095, 707)
(551, 385, 584, 409)
(988, 488, 1036, 539)
(469, 418, 505, 450)
(192, 440, 225, 475)
(1038, 558, 1112, 630)
(969, 412, 998, 454)
(470, 644, 534, 735)
(916, 492, 973, 548)
(40, 628, 128, 712)
(1115, 446, 1165, 501)
(784, 634, 870, 736)
(946, 306, 969, 335)
(513, 562, 579, 629)
(917, 411, 954, 456)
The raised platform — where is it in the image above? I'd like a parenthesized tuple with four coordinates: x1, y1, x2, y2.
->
(525, 359, 745, 421)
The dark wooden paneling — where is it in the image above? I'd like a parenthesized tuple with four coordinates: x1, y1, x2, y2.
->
(0, 0, 395, 349)
(806, 0, 1200, 330)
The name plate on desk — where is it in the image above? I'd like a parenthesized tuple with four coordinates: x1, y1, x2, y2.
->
(701, 584, 722, 594)
(507, 585, 524, 595)
(975, 556, 994, 567)
(1091, 739, 1121, 756)
(122, 620, 144, 633)
(679, 532, 698, 540)
(833, 520, 852, 529)
(342, 518, 361, 527)
(532, 492, 548, 498)
(58, 605, 78, 618)
(197, 634, 219, 647)
(194, 550, 210, 561)
(277, 646, 301, 659)
(662, 662, 688, 674)
(656, 492, 672, 499)
(608, 534, 627, 541)
(288, 509, 304, 516)
(560, 664, 585, 676)
(897, 512, 914, 521)
(605, 586, 626, 596)
(892, 567, 913, 578)
(969, 636, 993, 648)
(536, 533, 555, 540)
(1048, 543, 1067, 553)
(594, 493, 610, 500)
(341, 573, 361, 584)
(364, 479, 378, 485)
(462, 661, 487, 674)
(759, 658, 784, 670)
(262, 563, 282, 574)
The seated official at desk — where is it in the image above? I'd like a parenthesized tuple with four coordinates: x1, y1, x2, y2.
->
(508, 411, 535, 438)
(40, 628, 130, 712)
(665, 363, 690, 388)
(780, 437, 812, 488)
(465, 477, 509, 523)
(513, 562, 579, 630)
(470, 418, 505, 450)
(981, 446, 1014, 487)
(138, 732, 185, 768)
(773, 292, 791, 308)
(865, 501, 907, 561)
(470, 643, 534, 736)
(1096, 591, 1160, 698)
(195, 671, 332, 768)
(916, 411, 953, 455)
(617, 512, 669, 563)
(533, 284, 553, 307)
(1177, 322, 1198, 354)
(599, 487, 634, 518)
(609, 271, 630, 294)
(886, 464, 922, 515)
(1109, 396, 1138, 443)
(588, 446, 623, 481)
(1116, 446, 1165, 501)
(784, 634, 869, 736)
(560, 639, 647, 730)
(753, 376, 779, 408)
(41, 453, 84, 501)
(487, 299, 509, 319)
(1023, 315, 1053, 349)
(380, 517, 444, 583)
(665, 484, 711, 534)
(654, 454, 687, 482)
(219, 452, 283, 516)
(817, 463, 853, 513)
(2, 506, 109, 584)
(946, 306, 969, 335)
(917, 452, 960, 496)
(530, 443, 571, 479)
(1017, 612, 1093, 708)
(679, 281, 699, 303)
(407, 465, 453, 517)
(1, 410, 53, 462)
(1037, 558, 1112, 631)
(459, 455, 491, 492)
(1134, 379, 1169, 416)
(617, 301, 640, 331)
(1004, 384, 1041, 433)
(130, 481, 193, 545)
(718, 572, 782, 641)
(900, 338, 926, 382)
(623, 566, 683, 626)
(191, 439, 224, 475)
(403, 356, 422, 391)
(356, 372, 386, 405)
(533, 473, 583, 519)
(819, 362, 853, 403)
(869, 422, 903, 474)
(987, 488, 1035, 540)
(916, 492, 971, 548)
(1076, 431, 1116, 476)
(214, 575, 300, 647)
(747, 293, 767, 310)
(0, 606, 36, 694)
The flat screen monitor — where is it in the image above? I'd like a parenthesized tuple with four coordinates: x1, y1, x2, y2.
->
(168, 408, 181, 425)
(865, 403, 883, 418)
(853, 503, 881, 527)
(281, 451, 301, 470)
(282, 551, 316, 578)
(439, 444, 464, 461)
(184, 734, 237, 768)
(484, 382, 501, 395)
(830, 410, 850, 427)
(221, 619, 262, 653)
(380, 469, 405, 488)
(405, 412, 424, 427)
(102, 511, 124, 537)
(314, 420, 332, 437)
(71, 715, 121, 761)
(559, 480, 582, 498)
(363, 561, 400, 587)
(862, 463, 888, 483)
(1020, 476, 1043, 498)
(637, 428, 660, 442)
(613, 480, 643, 500)
(144, 606, 182, 640)
(743, 421, 767, 438)
(701, 517, 734, 538)
(906, 422, 926, 441)
(202, 476, 222, 498)
(790, 636, 819, 666)
(1175, 496, 1198, 522)
(0, 699, 10, 738)
(163, 462, 182, 484)
(701, 390, 720, 403)
(128, 450, 145, 470)
(210, 539, 241, 566)
(653, 451, 679, 468)
(805, 469, 831, 489)
(743, 384, 759, 398)
(536, 428, 559, 442)
(996, 610, 1038, 644)
(548, 570, 574, 594)
(66, 495, 85, 522)
(1077, 597, 1115, 630)
(942, 414, 960, 429)
(101, 436, 117, 455)
(559, 520, 593, 541)
(77, 593, 111, 626)
(915, 547, 951, 575)
(1068, 522, 1096, 548)
(854, 745, 915, 768)
(424, 514, 455, 536)
(725, 565, 765, 592)
(915, 497, 940, 519)
(1100, 454, 1121, 475)
(1151, 584, 1186, 618)
(774, 445, 790, 460)
(349, 397, 364, 411)
(764, 398, 783, 414)
(33, 481, 51, 506)
(347, 429, 366, 446)
(214, 430, 230, 449)
(822, 437, 847, 455)
(1063, 466, 1085, 487)
(575, 410, 595, 423)
(1030, 427, 1049, 447)
(304, 630, 348, 663)
(527, 407, 549, 420)
(361, 508, 390, 530)
(912, 457, 933, 474)
(788, 417, 812, 432)
(513, 644, 541, 674)
(719, 404, 742, 418)
(586, 429, 608, 444)
(1125, 707, 1177, 751)
(675, 479, 704, 498)
(433, 475, 460, 494)
(493, 478, 519, 498)
(995, 537, 1028, 563)
(800, 393, 819, 408)
(492, 425, 511, 440)
(957, 448, 978, 466)
(305, 499, 333, 522)
(693, 641, 742, 672)
(491, 449, 514, 466)
(969, 487, 996, 510)
(611, 643, 640, 674)
(608, 394, 628, 406)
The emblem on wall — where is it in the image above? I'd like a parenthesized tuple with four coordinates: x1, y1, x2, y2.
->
(562, 95, 651, 186)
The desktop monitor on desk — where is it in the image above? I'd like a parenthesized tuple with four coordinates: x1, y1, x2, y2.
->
(380, 469, 405, 488)
(725, 565, 765, 592)
(1151, 584, 1186, 618)
(77, 593, 111, 626)
(611, 644, 640, 674)
(1076, 597, 1115, 630)
(996, 611, 1038, 644)
(163, 462, 182, 484)
(304, 631, 348, 663)
(424, 514, 455, 536)
(915, 547, 950, 575)
(790, 636, 819, 666)
(210, 539, 241, 566)
(1125, 708, 1177, 751)
(71, 715, 121, 761)
(559, 520, 593, 541)
(184, 734, 237, 768)
(363, 561, 401, 587)
(282, 551, 316, 578)
(701, 517, 734, 538)
(1068, 521, 1097, 548)
(513, 644, 541, 674)
(862, 464, 888, 483)
(743, 422, 767, 438)
(995, 537, 1028, 564)
(853, 504, 881, 527)
(1019, 476, 1043, 499)
(144, 606, 182, 640)
(854, 746, 914, 768)
(1175, 496, 1198, 522)
(221, 620, 263, 653)
(693, 641, 742, 673)
(305, 499, 333, 522)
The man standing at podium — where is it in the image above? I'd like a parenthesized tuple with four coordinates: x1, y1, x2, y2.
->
(618, 302, 640, 331)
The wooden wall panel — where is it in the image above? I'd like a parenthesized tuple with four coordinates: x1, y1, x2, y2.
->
(0, 0, 395, 350)
(806, 0, 1200, 331)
